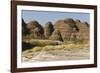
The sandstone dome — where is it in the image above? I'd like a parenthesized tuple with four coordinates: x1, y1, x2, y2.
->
(27, 20, 44, 34)
(54, 19, 73, 32)
(44, 21, 54, 38)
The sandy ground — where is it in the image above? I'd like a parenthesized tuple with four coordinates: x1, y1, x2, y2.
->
(22, 48, 89, 62)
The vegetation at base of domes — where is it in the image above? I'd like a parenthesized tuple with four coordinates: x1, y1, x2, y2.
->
(23, 42, 89, 53)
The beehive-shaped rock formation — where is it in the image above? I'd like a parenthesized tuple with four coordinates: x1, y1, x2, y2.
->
(54, 19, 79, 41)
(27, 20, 44, 39)
(75, 20, 89, 41)
(44, 22, 54, 39)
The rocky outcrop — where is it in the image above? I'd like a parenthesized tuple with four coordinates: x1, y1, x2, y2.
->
(78, 22, 89, 40)
(22, 19, 29, 36)
(44, 22, 54, 39)
(22, 18, 89, 42)
(54, 19, 79, 41)
(26, 20, 44, 39)
(54, 19, 72, 41)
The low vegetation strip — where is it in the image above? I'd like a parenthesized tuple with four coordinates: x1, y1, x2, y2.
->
(23, 39, 63, 46)
(28, 43, 89, 52)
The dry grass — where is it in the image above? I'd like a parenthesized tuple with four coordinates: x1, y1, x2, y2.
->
(22, 39, 89, 52)
(23, 39, 63, 46)
(29, 43, 89, 52)
(22, 40, 89, 62)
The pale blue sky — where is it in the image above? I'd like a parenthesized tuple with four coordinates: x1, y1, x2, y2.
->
(22, 10, 90, 25)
